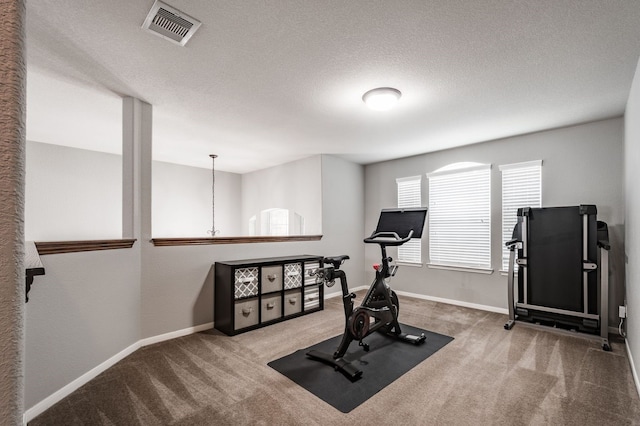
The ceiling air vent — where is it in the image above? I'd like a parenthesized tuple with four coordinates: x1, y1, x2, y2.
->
(142, 0, 201, 46)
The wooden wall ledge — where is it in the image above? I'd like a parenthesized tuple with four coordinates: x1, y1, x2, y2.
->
(151, 235, 322, 246)
(35, 239, 137, 255)
(32, 235, 322, 253)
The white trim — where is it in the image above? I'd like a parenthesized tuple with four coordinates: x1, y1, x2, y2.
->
(23, 322, 214, 424)
(427, 162, 490, 178)
(396, 175, 421, 183)
(626, 338, 640, 400)
(324, 285, 368, 299)
(394, 289, 508, 315)
(396, 175, 422, 183)
(23, 341, 141, 424)
(138, 322, 213, 347)
(396, 261, 423, 268)
(498, 159, 543, 171)
(427, 263, 494, 274)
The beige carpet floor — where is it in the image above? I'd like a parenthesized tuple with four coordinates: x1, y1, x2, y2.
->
(30, 292, 640, 425)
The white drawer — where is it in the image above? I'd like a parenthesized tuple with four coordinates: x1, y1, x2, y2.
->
(234, 267, 259, 299)
(284, 263, 302, 289)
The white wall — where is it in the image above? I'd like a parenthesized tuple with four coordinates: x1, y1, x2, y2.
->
(364, 118, 625, 325)
(625, 56, 640, 384)
(241, 155, 322, 235)
(152, 161, 242, 237)
(24, 248, 141, 409)
(25, 141, 122, 241)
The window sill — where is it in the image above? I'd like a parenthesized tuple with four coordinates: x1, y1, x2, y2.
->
(396, 261, 423, 268)
(427, 263, 494, 275)
(151, 235, 323, 247)
(35, 239, 136, 255)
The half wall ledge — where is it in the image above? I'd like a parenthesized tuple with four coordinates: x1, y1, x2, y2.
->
(35, 239, 137, 255)
(151, 235, 323, 246)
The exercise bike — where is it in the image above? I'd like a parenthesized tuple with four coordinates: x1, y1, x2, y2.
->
(306, 207, 428, 380)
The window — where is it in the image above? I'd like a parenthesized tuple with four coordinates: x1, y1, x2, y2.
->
(427, 163, 491, 271)
(396, 176, 422, 264)
(500, 160, 542, 271)
(260, 208, 289, 236)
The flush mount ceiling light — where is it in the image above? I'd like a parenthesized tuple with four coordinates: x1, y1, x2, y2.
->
(362, 87, 402, 111)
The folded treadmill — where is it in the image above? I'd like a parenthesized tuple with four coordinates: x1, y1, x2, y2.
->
(504, 205, 611, 351)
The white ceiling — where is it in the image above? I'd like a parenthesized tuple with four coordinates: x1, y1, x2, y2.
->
(25, 1, 640, 174)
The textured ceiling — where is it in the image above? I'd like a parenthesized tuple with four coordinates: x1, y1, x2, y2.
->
(25, 1, 640, 173)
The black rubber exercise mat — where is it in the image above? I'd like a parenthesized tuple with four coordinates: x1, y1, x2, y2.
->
(268, 324, 453, 413)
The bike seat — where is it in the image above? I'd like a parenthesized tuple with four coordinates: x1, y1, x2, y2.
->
(323, 255, 350, 269)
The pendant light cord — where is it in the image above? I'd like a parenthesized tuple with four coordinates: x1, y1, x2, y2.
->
(208, 154, 219, 236)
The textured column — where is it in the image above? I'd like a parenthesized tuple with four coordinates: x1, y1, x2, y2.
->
(0, 0, 26, 424)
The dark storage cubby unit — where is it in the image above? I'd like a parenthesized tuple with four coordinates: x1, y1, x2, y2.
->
(214, 255, 324, 335)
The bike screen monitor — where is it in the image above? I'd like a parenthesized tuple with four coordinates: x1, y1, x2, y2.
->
(373, 208, 428, 239)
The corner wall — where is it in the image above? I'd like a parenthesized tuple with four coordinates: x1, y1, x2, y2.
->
(140, 154, 364, 338)
(241, 155, 323, 236)
(152, 161, 242, 237)
(624, 56, 640, 387)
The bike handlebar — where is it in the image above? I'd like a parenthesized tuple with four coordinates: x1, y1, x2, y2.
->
(363, 230, 414, 246)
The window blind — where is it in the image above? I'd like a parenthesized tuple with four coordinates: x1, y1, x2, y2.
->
(500, 161, 542, 271)
(427, 164, 491, 270)
(396, 176, 422, 264)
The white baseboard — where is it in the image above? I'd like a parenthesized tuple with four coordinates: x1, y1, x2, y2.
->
(324, 285, 368, 299)
(23, 340, 141, 424)
(327, 286, 508, 315)
(392, 291, 627, 337)
(23, 322, 214, 425)
(329, 289, 627, 337)
(138, 322, 214, 347)
(625, 339, 640, 399)
(393, 290, 509, 315)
